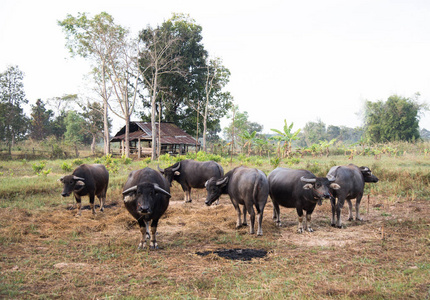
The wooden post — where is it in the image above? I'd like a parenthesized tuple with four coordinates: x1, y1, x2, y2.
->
(138, 138, 141, 159)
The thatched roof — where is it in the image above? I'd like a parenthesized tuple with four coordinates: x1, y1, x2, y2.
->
(110, 122, 199, 145)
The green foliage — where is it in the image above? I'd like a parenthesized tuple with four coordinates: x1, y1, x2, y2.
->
(364, 94, 427, 143)
(72, 158, 84, 166)
(61, 162, 73, 173)
(270, 157, 280, 169)
(270, 120, 301, 158)
(32, 161, 46, 174)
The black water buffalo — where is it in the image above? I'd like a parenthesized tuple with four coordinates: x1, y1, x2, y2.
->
(327, 164, 379, 228)
(159, 160, 224, 203)
(268, 168, 340, 233)
(205, 166, 269, 236)
(60, 164, 109, 216)
(122, 167, 171, 250)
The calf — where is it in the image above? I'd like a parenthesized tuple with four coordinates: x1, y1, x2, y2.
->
(60, 164, 109, 216)
(122, 167, 171, 250)
(205, 166, 269, 236)
(327, 164, 379, 228)
(268, 167, 340, 233)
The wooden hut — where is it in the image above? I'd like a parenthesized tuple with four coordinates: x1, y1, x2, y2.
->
(110, 122, 200, 157)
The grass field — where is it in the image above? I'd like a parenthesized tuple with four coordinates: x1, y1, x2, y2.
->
(0, 153, 429, 299)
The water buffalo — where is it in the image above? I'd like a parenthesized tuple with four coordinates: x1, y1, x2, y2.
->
(159, 160, 224, 203)
(205, 166, 269, 236)
(268, 168, 340, 233)
(60, 164, 109, 216)
(122, 167, 171, 250)
(327, 164, 379, 228)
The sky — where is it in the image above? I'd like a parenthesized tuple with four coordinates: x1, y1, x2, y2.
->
(1, 0, 430, 134)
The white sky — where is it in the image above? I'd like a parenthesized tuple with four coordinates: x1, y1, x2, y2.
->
(1, 0, 430, 134)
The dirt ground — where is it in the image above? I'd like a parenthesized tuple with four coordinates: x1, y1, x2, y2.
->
(1, 186, 429, 299)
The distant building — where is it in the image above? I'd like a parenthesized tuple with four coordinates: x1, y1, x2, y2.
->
(110, 122, 200, 157)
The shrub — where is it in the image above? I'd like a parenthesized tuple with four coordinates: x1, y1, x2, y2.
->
(61, 162, 73, 173)
(72, 158, 84, 166)
(32, 161, 46, 174)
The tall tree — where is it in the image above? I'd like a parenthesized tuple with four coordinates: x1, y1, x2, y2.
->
(58, 12, 129, 156)
(188, 57, 233, 151)
(30, 99, 53, 140)
(138, 23, 184, 159)
(0, 66, 28, 152)
(363, 94, 427, 142)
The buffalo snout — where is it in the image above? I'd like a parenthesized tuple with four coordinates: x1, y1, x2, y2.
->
(138, 205, 152, 215)
(61, 192, 71, 197)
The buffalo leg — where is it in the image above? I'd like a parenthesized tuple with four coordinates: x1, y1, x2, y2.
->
(355, 195, 363, 221)
(150, 219, 159, 250)
(89, 193, 96, 215)
(74, 194, 82, 217)
(138, 220, 150, 249)
(346, 199, 354, 221)
(246, 205, 255, 234)
(98, 193, 106, 212)
(242, 207, 248, 226)
(330, 196, 337, 227)
(296, 208, 304, 233)
(304, 212, 314, 232)
(230, 199, 242, 228)
(335, 198, 345, 228)
(272, 201, 281, 226)
(256, 210, 264, 236)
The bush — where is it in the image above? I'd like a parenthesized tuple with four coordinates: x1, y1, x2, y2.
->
(72, 158, 84, 166)
(61, 162, 73, 173)
(32, 161, 46, 174)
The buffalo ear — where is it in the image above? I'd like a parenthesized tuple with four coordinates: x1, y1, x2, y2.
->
(174, 171, 180, 176)
(59, 176, 64, 183)
(302, 183, 313, 190)
(330, 183, 341, 190)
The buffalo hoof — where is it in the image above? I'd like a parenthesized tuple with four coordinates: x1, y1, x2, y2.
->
(307, 228, 314, 233)
(297, 228, 304, 234)
(347, 217, 353, 221)
(185, 200, 192, 203)
(331, 223, 336, 227)
(337, 225, 342, 229)
(150, 243, 159, 250)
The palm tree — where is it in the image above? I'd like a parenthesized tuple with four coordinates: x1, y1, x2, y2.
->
(240, 130, 257, 156)
(270, 120, 301, 158)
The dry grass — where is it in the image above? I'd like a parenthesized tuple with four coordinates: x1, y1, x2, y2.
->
(1, 180, 429, 299)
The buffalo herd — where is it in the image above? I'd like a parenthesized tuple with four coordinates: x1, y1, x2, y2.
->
(60, 161, 378, 250)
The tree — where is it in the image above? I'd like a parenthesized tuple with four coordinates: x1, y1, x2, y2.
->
(0, 66, 28, 152)
(194, 57, 232, 151)
(64, 111, 91, 145)
(58, 12, 129, 156)
(30, 99, 53, 140)
(138, 22, 184, 159)
(81, 101, 104, 154)
(240, 130, 257, 156)
(270, 120, 301, 158)
(363, 94, 427, 143)
(301, 119, 327, 147)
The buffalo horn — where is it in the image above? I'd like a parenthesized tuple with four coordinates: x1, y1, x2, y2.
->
(73, 176, 85, 181)
(157, 165, 164, 173)
(216, 177, 228, 186)
(327, 174, 335, 182)
(153, 184, 171, 197)
(300, 176, 316, 183)
(123, 185, 138, 195)
(171, 162, 181, 172)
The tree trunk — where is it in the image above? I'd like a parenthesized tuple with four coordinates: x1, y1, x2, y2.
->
(151, 72, 158, 160)
(124, 113, 130, 158)
(102, 64, 110, 156)
(91, 134, 96, 154)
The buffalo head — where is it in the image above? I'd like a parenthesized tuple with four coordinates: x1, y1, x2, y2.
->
(359, 166, 379, 183)
(205, 176, 228, 206)
(301, 175, 340, 204)
(158, 162, 181, 186)
(123, 183, 171, 215)
(59, 175, 86, 197)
